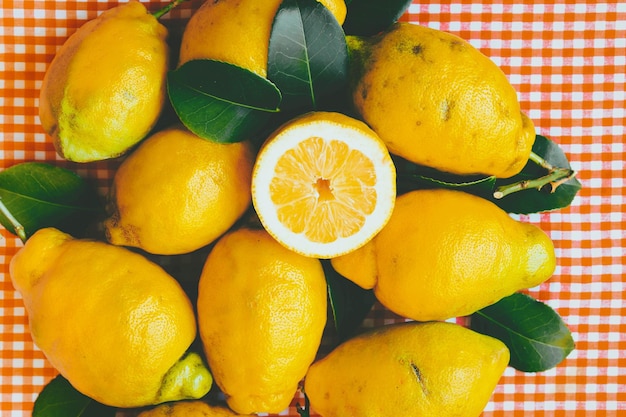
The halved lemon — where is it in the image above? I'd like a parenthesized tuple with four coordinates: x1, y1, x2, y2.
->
(251, 111, 396, 258)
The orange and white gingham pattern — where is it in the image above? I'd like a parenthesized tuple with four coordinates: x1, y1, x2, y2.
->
(1, 1, 625, 416)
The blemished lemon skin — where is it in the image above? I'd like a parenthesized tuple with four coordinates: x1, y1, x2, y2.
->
(304, 321, 510, 417)
(137, 400, 256, 417)
(104, 125, 254, 255)
(178, 0, 347, 77)
(38, 1, 169, 162)
(9, 228, 211, 408)
(348, 22, 536, 178)
(331, 189, 556, 321)
(197, 227, 327, 414)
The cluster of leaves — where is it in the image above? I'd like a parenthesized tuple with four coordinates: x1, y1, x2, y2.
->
(0, 0, 581, 416)
(168, 0, 351, 144)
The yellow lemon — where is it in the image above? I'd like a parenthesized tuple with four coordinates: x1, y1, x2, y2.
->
(197, 227, 327, 414)
(331, 189, 556, 321)
(137, 400, 255, 417)
(251, 111, 396, 258)
(178, 0, 347, 77)
(104, 125, 254, 255)
(305, 321, 510, 417)
(9, 228, 212, 408)
(39, 1, 169, 162)
(348, 22, 536, 178)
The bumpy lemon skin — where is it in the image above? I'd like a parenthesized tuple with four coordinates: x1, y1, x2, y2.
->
(137, 400, 256, 417)
(9, 228, 206, 408)
(178, 0, 347, 77)
(38, 1, 169, 162)
(305, 321, 510, 417)
(197, 227, 327, 414)
(349, 22, 536, 178)
(332, 189, 556, 321)
(104, 125, 255, 255)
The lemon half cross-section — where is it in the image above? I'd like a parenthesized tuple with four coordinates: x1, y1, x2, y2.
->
(252, 111, 396, 258)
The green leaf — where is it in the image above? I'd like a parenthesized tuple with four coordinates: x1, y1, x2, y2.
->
(392, 135, 581, 214)
(343, 0, 412, 36)
(268, 0, 349, 112)
(394, 155, 497, 198)
(33, 375, 116, 417)
(323, 260, 376, 342)
(490, 135, 582, 214)
(0, 162, 102, 241)
(167, 59, 282, 143)
(470, 292, 575, 372)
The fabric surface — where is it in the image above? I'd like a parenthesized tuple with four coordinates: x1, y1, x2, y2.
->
(1, 1, 624, 415)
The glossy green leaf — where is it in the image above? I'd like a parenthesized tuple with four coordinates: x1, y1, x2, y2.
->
(394, 155, 497, 198)
(471, 292, 575, 372)
(392, 135, 581, 214)
(167, 59, 282, 143)
(323, 259, 376, 342)
(0, 162, 101, 241)
(268, 0, 349, 112)
(343, 0, 412, 36)
(490, 135, 582, 214)
(33, 375, 116, 417)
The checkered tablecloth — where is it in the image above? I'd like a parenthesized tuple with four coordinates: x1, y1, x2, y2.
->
(1, 1, 624, 416)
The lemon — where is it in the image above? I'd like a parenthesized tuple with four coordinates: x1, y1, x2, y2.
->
(104, 125, 254, 255)
(38, 1, 169, 162)
(9, 228, 212, 408)
(304, 321, 510, 417)
(178, 0, 347, 77)
(331, 189, 556, 321)
(348, 22, 536, 178)
(251, 111, 396, 258)
(197, 227, 327, 414)
(137, 400, 255, 417)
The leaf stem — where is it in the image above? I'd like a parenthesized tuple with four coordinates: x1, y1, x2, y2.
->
(152, 0, 190, 20)
(493, 151, 576, 199)
(0, 196, 27, 242)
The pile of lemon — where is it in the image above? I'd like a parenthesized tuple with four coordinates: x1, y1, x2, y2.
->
(10, 1, 558, 416)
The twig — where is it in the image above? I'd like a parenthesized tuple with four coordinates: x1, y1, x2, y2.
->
(152, 0, 190, 20)
(493, 151, 576, 199)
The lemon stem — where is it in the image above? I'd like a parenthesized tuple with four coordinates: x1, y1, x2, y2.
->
(152, 0, 190, 20)
(493, 151, 576, 199)
(0, 197, 27, 242)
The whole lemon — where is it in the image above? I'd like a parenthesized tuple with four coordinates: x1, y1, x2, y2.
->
(348, 22, 536, 178)
(39, 1, 169, 162)
(178, 0, 347, 77)
(104, 125, 254, 255)
(9, 228, 212, 408)
(331, 189, 556, 321)
(137, 400, 255, 417)
(304, 321, 510, 417)
(197, 227, 327, 414)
